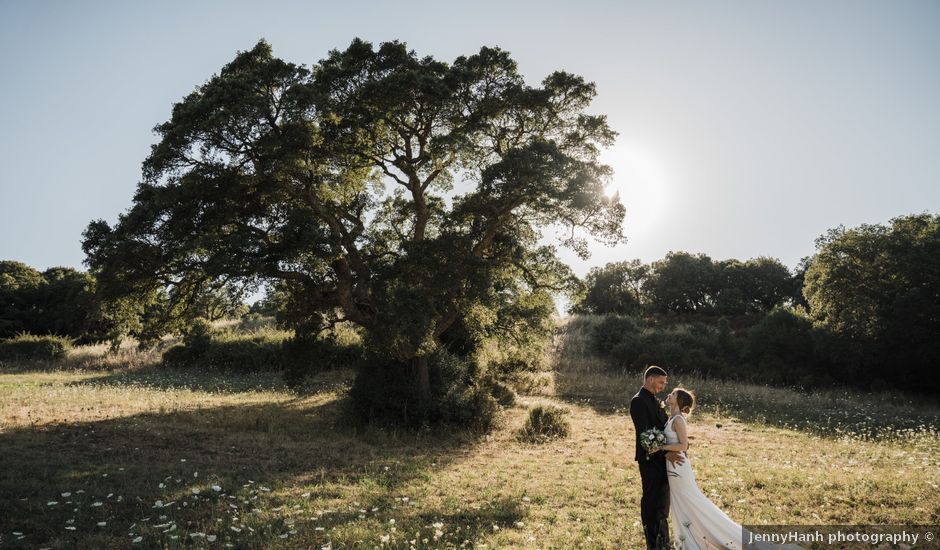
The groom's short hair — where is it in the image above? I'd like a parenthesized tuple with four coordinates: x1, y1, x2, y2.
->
(644, 365, 667, 378)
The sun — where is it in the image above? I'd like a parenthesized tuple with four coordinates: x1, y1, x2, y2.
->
(599, 144, 669, 238)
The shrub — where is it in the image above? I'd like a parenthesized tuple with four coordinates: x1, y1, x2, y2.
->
(162, 323, 294, 372)
(489, 380, 517, 407)
(0, 333, 73, 362)
(201, 336, 284, 372)
(590, 315, 644, 356)
(743, 307, 822, 386)
(518, 404, 571, 443)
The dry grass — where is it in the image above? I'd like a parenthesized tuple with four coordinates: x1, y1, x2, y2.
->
(1, 329, 938, 549)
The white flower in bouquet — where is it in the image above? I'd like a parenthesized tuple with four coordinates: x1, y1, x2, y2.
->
(639, 428, 666, 460)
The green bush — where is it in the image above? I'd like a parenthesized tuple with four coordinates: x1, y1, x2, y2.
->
(518, 404, 570, 443)
(586, 314, 740, 378)
(0, 333, 73, 361)
(743, 307, 822, 386)
(489, 380, 517, 407)
(202, 336, 284, 372)
(590, 315, 644, 356)
(162, 323, 296, 373)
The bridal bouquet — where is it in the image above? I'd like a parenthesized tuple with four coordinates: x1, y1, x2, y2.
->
(639, 428, 666, 460)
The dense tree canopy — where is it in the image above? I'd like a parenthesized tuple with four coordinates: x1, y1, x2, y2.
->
(82, 39, 624, 408)
(0, 261, 112, 341)
(803, 213, 940, 392)
(571, 260, 648, 315)
(0, 261, 45, 337)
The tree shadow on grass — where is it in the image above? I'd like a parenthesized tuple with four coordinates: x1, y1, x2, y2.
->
(0, 395, 524, 549)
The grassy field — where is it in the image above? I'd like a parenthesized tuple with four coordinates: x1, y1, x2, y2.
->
(1, 323, 938, 549)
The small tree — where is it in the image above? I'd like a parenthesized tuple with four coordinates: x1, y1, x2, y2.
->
(571, 259, 649, 315)
(643, 251, 718, 314)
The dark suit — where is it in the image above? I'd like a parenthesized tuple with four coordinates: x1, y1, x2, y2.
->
(630, 387, 671, 550)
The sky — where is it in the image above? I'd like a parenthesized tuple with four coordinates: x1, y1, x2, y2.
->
(2, 0, 939, 289)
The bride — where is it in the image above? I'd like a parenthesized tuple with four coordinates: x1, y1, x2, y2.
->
(658, 388, 802, 550)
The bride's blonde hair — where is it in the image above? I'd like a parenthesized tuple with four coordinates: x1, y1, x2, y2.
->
(675, 388, 696, 415)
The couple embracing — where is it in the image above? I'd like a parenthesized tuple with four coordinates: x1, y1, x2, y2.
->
(630, 366, 802, 550)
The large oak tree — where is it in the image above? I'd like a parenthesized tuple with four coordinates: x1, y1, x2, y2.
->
(83, 39, 624, 407)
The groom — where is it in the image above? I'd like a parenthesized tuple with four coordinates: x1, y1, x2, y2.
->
(630, 365, 684, 550)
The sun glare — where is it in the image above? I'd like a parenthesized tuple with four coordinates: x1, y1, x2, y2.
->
(600, 144, 669, 238)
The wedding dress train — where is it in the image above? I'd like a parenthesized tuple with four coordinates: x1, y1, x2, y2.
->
(664, 415, 803, 550)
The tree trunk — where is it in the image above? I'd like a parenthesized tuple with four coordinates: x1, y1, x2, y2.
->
(409, 355, 432, 415)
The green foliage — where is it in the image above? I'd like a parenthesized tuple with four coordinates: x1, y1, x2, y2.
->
(162, 323, 291, 372)
(518, 404, 570, 443)
(572, 255, 795, 317)
(488, 380, 517, 407)
(714, 257, 795, 315)
(586, 315, 733, 376)
(0, 262, 115, 343)
(82, 38, 622, 425)
(282, 332, 365, 389)
(645, 252, 719, 314)
(589, 314, 644, 357)
(570, 260, 648, 315)
(0, 261, 45, 337)
(804, 214, 940, 393)
(0, 333, 73, 362)
(350, 348, 501, 431)
(742, 307, 821, 386)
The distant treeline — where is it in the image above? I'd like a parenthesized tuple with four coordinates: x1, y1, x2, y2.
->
(570, 213, 939, 395)
(0, 262, 247, 345)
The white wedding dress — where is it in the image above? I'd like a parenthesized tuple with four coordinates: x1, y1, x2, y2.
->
(664, 415, 803, 550)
